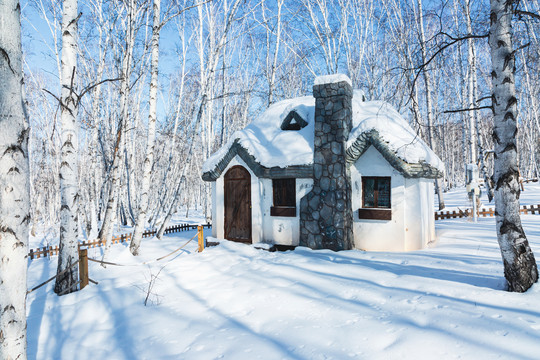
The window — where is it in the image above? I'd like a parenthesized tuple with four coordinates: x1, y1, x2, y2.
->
(270, 178, 296, 217)
(359, 177, 391, 220)
(281, 110, 308, 131)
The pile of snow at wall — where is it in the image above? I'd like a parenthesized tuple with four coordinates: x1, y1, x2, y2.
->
(202, 90, 444, 174)
(26, 184, 540, 360)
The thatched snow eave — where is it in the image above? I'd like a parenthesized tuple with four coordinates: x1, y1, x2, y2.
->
(201, 139, 313, 182)
(346, 129, 444, 179)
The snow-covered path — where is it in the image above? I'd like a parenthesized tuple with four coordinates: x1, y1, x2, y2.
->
(27, 210, 540, 360)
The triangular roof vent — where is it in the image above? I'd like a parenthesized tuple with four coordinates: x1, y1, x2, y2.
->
(281, 110, 308, 130)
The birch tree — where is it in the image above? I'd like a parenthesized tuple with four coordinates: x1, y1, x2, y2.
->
(54, 0, 80, 295)
(464, 0, 494, 201)
(130, 0, 161, 255)
(415, 0, 445, 210)
(0, 0, 31, 357)
(489, 0, 538, 292)
(99, 0, 138, 257)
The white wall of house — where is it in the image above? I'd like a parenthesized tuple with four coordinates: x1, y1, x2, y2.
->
(404, 178, 435, 250)
(350, 145, 435, 251)
(211, 148, 435, 251)
(261, 178, 313, 246)
(350, 146, 406, 251)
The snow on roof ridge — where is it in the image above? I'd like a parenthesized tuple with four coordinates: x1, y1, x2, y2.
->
(202, 94, 445, 178)
(314, 74, 352, 87)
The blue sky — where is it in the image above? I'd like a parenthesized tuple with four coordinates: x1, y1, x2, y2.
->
(20, 0, 185, 125)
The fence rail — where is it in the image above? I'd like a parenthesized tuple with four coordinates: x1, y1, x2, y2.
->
(28, 222, 211, 260)
(435, 204, 540, 220)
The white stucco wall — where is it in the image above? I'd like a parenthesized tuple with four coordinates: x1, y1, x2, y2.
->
(211, 148, 435, 251)
(404, 178, 436, 250)
(211, 181, 218, 238)
(350, 145, 436, 251)
(351, 146, 406, 251)
(261, 178, 313, 246)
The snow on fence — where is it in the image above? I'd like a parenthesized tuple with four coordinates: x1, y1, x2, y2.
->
(434, 204, 540, 220)
(28, 222, 212, 260)
(27, 225, 209, 295)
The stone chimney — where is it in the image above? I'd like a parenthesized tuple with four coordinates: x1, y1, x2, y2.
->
(299, 75, 354, 251)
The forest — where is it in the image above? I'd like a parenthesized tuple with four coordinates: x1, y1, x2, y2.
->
(1, 0, 539, 358)
(19, 0, 539, 239)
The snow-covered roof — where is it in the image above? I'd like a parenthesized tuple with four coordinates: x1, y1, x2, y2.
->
(314, 74, 352, 87)
(202, 91, 444, 181)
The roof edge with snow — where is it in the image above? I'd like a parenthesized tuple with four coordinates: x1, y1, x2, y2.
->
(346, 129, 443, 179)
(201, 140, 313, 182)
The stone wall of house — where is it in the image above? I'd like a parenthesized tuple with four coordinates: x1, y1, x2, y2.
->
(299, 79, 354, 250)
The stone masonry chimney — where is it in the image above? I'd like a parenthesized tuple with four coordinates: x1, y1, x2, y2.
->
(299, 75, 354, 251)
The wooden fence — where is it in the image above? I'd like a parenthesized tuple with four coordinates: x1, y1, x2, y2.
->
(28, 222, 211, 260)
(435, 204, 540, 220)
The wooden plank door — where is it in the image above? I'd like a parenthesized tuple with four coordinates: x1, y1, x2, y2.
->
(224, 166, 252, 243)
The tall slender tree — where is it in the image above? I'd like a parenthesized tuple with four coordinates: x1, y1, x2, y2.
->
(0, 0, 31, 357)
(489, 0, 538, 292)
(131, 0, 161, 255)
(415, 0, 446, 210)
(55, 0, 80, 295)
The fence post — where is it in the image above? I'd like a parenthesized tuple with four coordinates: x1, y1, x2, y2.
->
(198, 225, 204, 253)
(79, 248, 89, 290)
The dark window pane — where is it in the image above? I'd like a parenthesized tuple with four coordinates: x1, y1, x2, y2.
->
(363, 178, 375, 207)
(273, 178, 296, 207)
(377, 179, 391, 208)
(362, 177, 391, 209)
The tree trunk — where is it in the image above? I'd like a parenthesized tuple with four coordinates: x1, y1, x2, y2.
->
(55, 0, 80, 296)
(131, 0, 161, 255)
(464, 0, 495, 202)
(489, 0, 538, 292)
(99, 0, 135, 247)
(416, 0, 445, 209)
(0, 0, 30, 357)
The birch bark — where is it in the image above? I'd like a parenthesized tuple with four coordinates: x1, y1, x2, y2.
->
(489, 0, 538, 292)
(99, 0, 135, 253)
(54, 0, 80, 295)
(464, 0, 495, 201)
(131, 0, 161, 255)
(0, 0, 30, 357)
(416, 0, 445, 209)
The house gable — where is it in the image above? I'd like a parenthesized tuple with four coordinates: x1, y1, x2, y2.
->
(346, 129, 442, 179)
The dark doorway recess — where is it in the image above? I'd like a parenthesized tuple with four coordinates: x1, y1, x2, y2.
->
(224, 166, 252, 243)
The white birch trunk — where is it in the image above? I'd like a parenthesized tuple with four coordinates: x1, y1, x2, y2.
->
(464, 0, 494, 202)
(464, 1, 477, 163)
(0, 0, 30, 357)
(416, 0, 445, 209)
(99, 0, 135, 249)
(489, 0, 538, 292)
(131, 0, 161, 255)
(55, 0, 80, 295)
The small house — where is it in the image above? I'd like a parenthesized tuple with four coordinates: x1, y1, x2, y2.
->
(202, 74, 444, 251)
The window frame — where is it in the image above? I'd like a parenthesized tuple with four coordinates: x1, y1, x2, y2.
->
(359, 176, 392, 220)
(270, 178, 296, 217)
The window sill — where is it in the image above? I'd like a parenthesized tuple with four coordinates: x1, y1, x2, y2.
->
(358, 208, 392, 220)
(270, 206, 296, 217)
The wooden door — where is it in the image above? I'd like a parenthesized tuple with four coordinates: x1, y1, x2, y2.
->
(224, 166, 252, 243)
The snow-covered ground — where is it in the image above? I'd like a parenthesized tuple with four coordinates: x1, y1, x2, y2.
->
(440, 182, 540, 211)
(27, 185, 540, 359)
